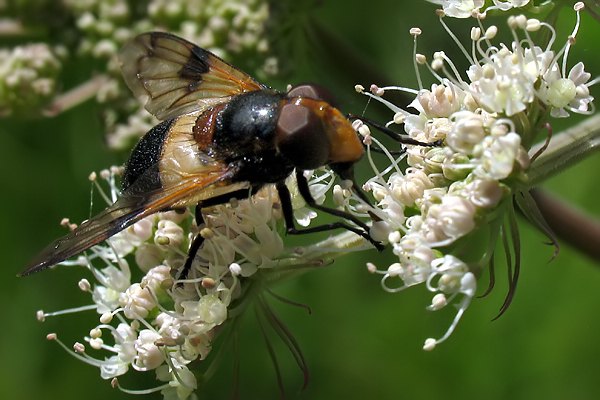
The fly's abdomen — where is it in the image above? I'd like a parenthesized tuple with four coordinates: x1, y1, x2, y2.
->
(122, 118, 174, 192)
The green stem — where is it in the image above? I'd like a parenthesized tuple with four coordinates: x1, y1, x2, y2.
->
(42, 74, 110, 117)
(527, 113, 600, 187)
(264, 231, 371, 286)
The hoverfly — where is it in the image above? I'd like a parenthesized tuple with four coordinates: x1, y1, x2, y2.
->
(21, 31, 385, 278)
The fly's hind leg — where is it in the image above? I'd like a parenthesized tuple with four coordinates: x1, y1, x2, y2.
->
(179, 205, 206, 281)
(178, 188, 256, 282)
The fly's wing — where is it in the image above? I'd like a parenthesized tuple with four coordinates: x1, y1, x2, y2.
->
(20, 165, 238, 276)
(119, 31, 266, 120)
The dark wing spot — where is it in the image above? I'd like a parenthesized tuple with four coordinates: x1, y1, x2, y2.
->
(179, 47, 211, 81)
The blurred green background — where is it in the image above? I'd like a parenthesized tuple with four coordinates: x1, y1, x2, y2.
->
(2, 1, 599, 399)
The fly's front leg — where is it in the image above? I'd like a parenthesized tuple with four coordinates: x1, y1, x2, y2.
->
(276, 178, 383, 250)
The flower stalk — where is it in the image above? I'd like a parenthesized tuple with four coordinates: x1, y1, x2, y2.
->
(527, 113, 600, 186)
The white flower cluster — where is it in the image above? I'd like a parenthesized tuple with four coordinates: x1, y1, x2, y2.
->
(65, 0, 271, 63)
(427, 0, 532, 18)
(358, 3, 594, 350)
(39, 167, 334, 399)
(0, 43, 64, 115)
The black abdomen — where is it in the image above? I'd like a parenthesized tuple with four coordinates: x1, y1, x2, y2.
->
(122, 118, 173, 191)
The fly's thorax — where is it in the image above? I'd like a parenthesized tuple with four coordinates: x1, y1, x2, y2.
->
(212, 90, 283, 159)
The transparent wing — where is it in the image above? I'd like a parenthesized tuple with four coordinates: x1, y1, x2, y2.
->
(119, 31, 265, 120)
(20, 165, 237, 276)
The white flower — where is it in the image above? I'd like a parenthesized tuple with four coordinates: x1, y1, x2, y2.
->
(446, 111, 488, 155)
(429, 254, 470, 294)
(423, 195, 476, 244)
(491, 0, 530, 11)
(99, 355, 130, 379)
(155, 313, 181, 342)
(109, 216, 155, 258)
(290, 170, 333, 226)
(427, 0, 484, 18)
(476, 132, 522, 180)
(293, 207, 317, 227)
(157, 364, 198, 400)
(467, 46, 536, 116)
(89, 260, 133, 314)
(92, 285, 122, 314)
(427, 0, 531, 18)
(376, 191, 407, 230)
(462, 178, 505, 209)
(180, 332, 213, 362)
(99, 323, 137, 379)
(154, 220, 185, 248)
(390, 169, 434, 207)
(135, 243, 166, 272)
(181, 294, 228, 334)
(134, 329, 164, 370)
(404, 114, 453, 143)
(0, 43, 62, 115)
(393, 233, 436, 285)
(411, 83, 466, 118)
(565, 62, 594, 115)
(141, 265, 172, 292)
(358, 6, 598, 351)
(119, 283, 156, 319)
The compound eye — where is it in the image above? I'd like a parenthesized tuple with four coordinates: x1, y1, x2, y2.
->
(277, 103, 330, 170)
(287, 83, 337, 106)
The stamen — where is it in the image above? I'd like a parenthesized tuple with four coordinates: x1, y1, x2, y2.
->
(424, 57, 448, 85)
(587, 76, 600, 87)
(366, 262, 377, 273)
(470, 27, 482, 67)
(78, 278, 91, 292)
(371, 135, 405, 175)
(91, 174, 112, 206)
(379, 85, 421, 96)
(229, 262, 242, 276)
(99, 312, 114, 324)
(484, 25, 498, 40)
(381, 273, 410, 293)
(47, 333, 112, 368)
(561, 3, 583, 77)
(410, 27, 424, 89)
(111, 378, 170, 395)
(370, 84, 385, 96)
(438, 13, 475, 65)
(361, 91, 404, 114)
(38, 304, 98, 318)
